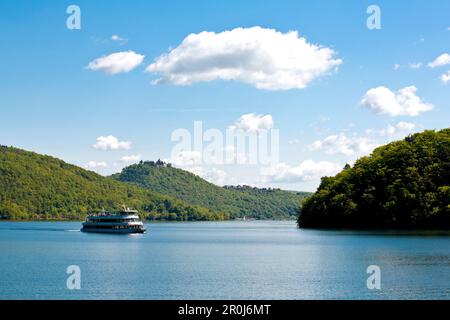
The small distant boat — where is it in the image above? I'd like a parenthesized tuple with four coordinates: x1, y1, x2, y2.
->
(233, 216, 256, 222)
(81, 207, 146, 234)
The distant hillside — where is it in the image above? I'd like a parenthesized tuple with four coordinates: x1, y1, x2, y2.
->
(299, 129, 450, 229)
(112, 161, 310, 220)
(0, 146, 226, 221)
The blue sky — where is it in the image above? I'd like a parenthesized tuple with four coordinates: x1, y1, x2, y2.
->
(0, 0, 449, 191)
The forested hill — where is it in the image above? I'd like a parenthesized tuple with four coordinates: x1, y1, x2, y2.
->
(0, 145, 307, 221)
(0, 146, 226, 221)
(112, 161, 310, 220)
(298, 128, 450, 229)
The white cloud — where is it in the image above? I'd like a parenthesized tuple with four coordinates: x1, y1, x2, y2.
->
(392, 63, 422, 70)
(408, 62, 422, 69)
(222, 145, 249, 164)
(170, 151, 202, 166)
(229, 113, 274, 133)
(186, 166, 228, 185)
(309, 133, 379, 156)
(146, 26, 342, 90)
(85, 161, 108, 169)
(120, 154, 142, 163)
(428, 53, 450, 68)
(395, 121, 415, 132)
(93, 135, 131, 150)
(111, 35, 128, 43)
(261, 160, 341, 183)
(360, 86, 433, 117)
(87, 51, 144, 74)
(379, 121, 415, 136)
(441, 70, 450, 84)
(379, 125, 396, 137)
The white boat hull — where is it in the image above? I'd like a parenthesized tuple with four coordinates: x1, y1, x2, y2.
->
(81, 227, 146, 234)
(81, 210, 147, 234)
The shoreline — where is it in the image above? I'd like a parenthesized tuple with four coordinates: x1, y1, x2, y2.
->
(1, 220, 449, 234)
(0, 218, 297, 223)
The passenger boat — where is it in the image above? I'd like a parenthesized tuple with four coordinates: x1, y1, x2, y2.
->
(81, 207, 146, 234)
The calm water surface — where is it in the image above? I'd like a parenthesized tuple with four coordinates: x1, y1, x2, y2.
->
(0, 221, 449, 299)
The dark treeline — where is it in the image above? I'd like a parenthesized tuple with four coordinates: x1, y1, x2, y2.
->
(299, 128, 450, 229)
(0, 146, 226, 221)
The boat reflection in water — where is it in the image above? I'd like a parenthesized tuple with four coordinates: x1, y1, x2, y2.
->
(81, 207, 146, 234)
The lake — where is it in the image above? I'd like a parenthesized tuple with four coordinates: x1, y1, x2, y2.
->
(0, 221, 449, 300)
